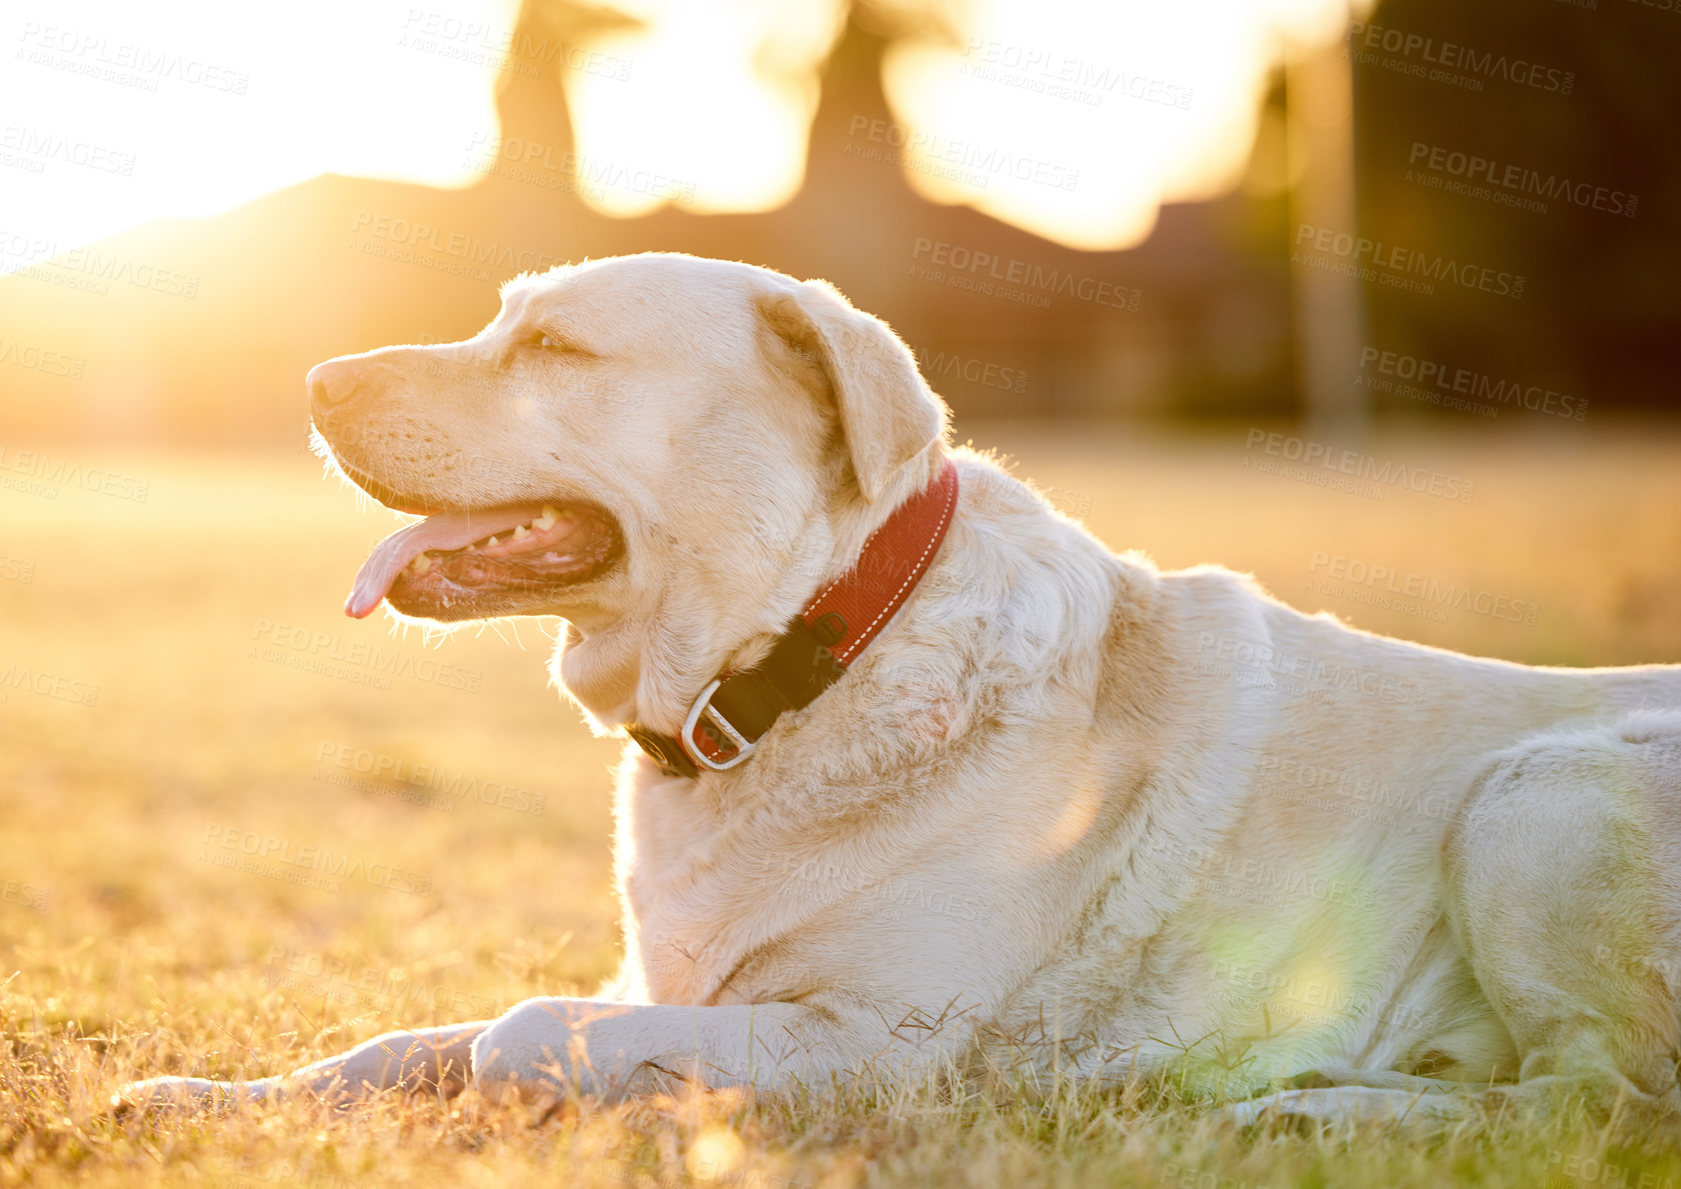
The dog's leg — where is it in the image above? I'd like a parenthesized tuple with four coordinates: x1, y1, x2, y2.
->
(1445, 720, 1681, 1114)
(117, 1021, 489, 1111)
(1281, 1064, 1463, 1093)
(470, 996, 957, 1102)
(1222, 1085, 1471, 1128)
(125, 991, 963, 1111)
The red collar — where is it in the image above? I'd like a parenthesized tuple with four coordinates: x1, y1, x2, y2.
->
(626, 458, 959, 778)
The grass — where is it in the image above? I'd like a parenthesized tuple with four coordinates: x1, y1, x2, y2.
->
(2, 419, 1680, 1186)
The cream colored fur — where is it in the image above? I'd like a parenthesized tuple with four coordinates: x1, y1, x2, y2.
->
(121, 253, 1681, 1126)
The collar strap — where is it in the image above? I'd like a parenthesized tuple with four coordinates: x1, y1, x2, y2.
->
(625, 458, 959, 779)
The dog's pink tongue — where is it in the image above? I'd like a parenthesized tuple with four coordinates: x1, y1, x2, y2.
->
(346, 502, 548, 618)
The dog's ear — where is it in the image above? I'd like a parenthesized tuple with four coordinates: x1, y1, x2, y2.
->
(756, 280, 946, 503)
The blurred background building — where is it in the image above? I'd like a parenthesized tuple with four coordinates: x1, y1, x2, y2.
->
(1, 0, 1676, 446)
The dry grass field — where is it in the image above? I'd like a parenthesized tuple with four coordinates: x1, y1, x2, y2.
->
(3, 419, 1680, 1187)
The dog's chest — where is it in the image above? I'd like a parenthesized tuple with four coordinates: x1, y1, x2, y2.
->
(620, 770, 830, 1003)
(619, 749, 987, 1007)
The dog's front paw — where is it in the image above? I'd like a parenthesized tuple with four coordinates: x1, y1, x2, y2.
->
(1218, 1086, 1470, 1132)
(111, 1075, 271, 1116)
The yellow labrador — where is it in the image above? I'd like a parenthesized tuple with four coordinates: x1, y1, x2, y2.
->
(122, 252, 1681, 1125)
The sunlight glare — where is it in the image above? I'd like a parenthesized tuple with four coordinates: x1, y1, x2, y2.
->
(2, 0, 1369, 268)
(880, 0, 1364, 250)
(687, 1127, 746, 1181)
(2, 0, 519, 274)
(560, 0, 846, 215)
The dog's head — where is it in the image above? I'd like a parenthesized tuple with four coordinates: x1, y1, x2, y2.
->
(309, 252, 948, 724)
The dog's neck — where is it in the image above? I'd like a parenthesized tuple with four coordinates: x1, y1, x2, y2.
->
(552, 624, 647, 731)
(554, 450, 949, 739)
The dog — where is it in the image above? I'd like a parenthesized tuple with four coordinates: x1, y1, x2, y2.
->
(120, 252, 1681, 1126)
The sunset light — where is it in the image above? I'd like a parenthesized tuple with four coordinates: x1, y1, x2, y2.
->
(6, 0, 1681, 1179)
(4, 0, 1364, 267)
(3, 0, 518, 270)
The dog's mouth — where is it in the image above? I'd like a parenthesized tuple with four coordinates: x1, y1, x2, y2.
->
(347, 499, 623, 620)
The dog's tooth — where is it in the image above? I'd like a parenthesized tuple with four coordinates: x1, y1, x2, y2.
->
(410, 554, 432, 574)
(533, 508, 556, 531)
(486, 536, 498, 547)
(513, 525, 530, 540)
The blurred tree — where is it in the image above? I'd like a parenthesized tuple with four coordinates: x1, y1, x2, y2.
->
(1352, 0, 1681, 412)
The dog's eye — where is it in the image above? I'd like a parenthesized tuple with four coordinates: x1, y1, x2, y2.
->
(526, 331, 596, 360)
